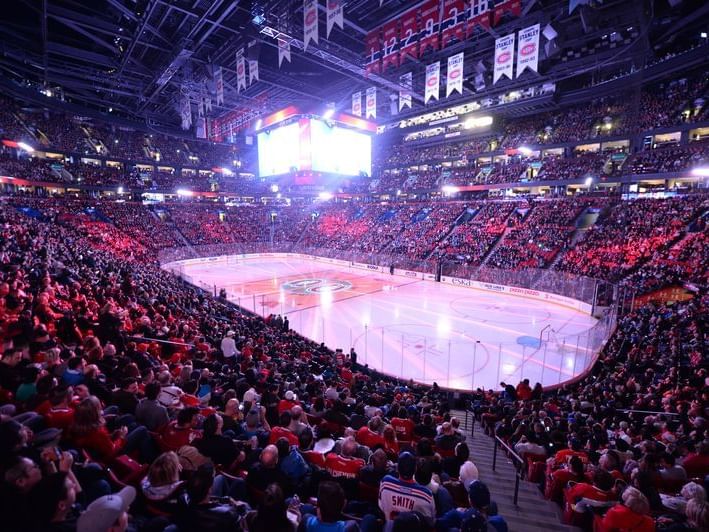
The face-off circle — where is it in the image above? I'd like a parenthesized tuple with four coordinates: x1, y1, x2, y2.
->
(281, 278, 352, 295)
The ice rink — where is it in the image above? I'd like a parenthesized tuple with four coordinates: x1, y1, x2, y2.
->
(174, 256, 603, 390)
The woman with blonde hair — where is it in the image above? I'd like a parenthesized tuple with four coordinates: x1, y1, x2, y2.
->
(685, 498, 709, 531)
(141, 451, 184, 514)
(599, 486, 655, 532)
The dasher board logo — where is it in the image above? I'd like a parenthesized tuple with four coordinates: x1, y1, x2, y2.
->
(281, 279, 352, 295)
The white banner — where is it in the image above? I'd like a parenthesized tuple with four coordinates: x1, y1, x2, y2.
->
(196, 117, 206, 139)
(278, 38, 291, 67)
(446, 52, 464, 97)
(352, 91, 362, 116)
(180, 96, 191, 130)
(516, 24, 540, 77)
(399, 72, 412, 111)
(365, 87, 376, 119)
(249, 59, 259, 84)
(197, 97, 204, 117)
(236, 50, 246, 91)
(215, 67, 224, 105)
(425, 61, 440, 103)
(304, 0, 319, 50)
(205, 94, 212, 113)
(326, 0, 344, 38)
(493, 33, 515, 84)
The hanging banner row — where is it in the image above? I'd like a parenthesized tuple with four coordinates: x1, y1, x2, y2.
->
(365, 0, 521, 74)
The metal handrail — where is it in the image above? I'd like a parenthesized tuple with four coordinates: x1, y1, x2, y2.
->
(617, 409, 680, 416)
(492, 433, 525, 506)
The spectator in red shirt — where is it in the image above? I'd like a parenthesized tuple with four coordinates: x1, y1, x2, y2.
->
(682, 441, 709, 479)
(268, 411, 299, 446)
(516, 379, 533, 401)
(391, 407, 415, 441)
(160, 406, 201, 452)
(277, 390, 299, 414)
(44, 385, 75, 432)
(325, 436, 365, 480)
(356, 416, 386, 450)
(599, 486, 655, 532)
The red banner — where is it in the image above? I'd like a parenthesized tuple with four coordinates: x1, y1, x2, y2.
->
(468, 0, 492, 35)
(399, 8, 419, 63)
(493, 0, 521, 26)
(419, 0, 441, 54)
(365, 29, 381, 75)
(381, 19, 400, 71)
(441, 0, 465, 46)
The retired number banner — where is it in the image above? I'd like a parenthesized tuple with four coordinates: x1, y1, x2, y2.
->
(441, 0, 465, 47)
(419, 0, 440, 54)
(381, 19, 400, 71)
(468, 0, 492, 36)
(398, 7, 419, 63)
(364, 29, 381, 74)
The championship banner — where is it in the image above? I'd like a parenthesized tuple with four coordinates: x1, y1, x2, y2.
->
(381, 19, 400, 71)
(398, 7, 419, 63)
(468, 0, 492, 35)
(326, 0, 344, 39)
(215, 67, 224, 105)
(249, 58, 259, 84)
(278, 38, 291, 67)
(236, 50, 246, 91)
(196, 117, 206, 139)
(425, 61, 440, 103)
(446, 52, 464, 97)
(493, 0, 521, 26)
(399, 72, 412, 111)
(205, 95, 212, 113)
(303, 0, 319, 50)
(493, 33, 514, 84)
(197, 97, 204, 117)
(365, 87, 377, 119)
(180, 96, 191, 130)
(419, 0, 441, 54)
(352, 91, 362, 116)
(516, 24, 540, 77)
(441, 0, 465, 47)
(364, 29, 381, 75)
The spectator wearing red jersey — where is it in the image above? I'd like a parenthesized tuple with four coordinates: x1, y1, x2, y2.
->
(159, 406, 201, 452)
(564, 469, 616, 527)
(44, 385, 75, 432)
(356, 416, 386, 449)
(325, 436, 365, 480)
(681, 441, 709, 479)
(277, 390, 299, 414)
(516, 379, 533, 401)
(599, 487, 655, 532)
(391, 407, 415, 442)
(268, 411, 299, 446)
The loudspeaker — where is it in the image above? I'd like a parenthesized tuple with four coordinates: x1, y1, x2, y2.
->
(542, 24, 558, 41)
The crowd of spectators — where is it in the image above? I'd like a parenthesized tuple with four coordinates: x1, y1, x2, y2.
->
(0, 198, 517, 532)
(555, 196, 707, 281)
(626, 141, 709, 175)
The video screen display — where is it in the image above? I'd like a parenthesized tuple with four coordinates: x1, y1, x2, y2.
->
(257, 118, 371, 177)
(257, 122, 301, 177)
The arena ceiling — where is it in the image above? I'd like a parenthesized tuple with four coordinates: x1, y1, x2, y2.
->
(0, 0, 707, 132)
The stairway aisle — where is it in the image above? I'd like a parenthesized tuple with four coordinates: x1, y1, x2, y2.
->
(451, 410, 580, 532)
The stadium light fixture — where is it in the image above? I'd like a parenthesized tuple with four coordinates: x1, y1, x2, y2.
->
(221, 168, 234, 176)
(117, 186, 124, 194)
(318, 191, 334, 201)
(323, 109, 335, 120)
(701, 32, 708, 39)
(585, 177, 594, 187)
(691, 167, 709, 177)
(441, 185, 459, 196)
(270, 184, 279, 193)
(518, 146, 533, 156)
(17, 142, 34, 153)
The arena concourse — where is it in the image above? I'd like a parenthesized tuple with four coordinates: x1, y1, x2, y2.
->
(0, 1, 708, 531)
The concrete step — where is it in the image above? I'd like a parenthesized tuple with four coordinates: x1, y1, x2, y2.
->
(450, 410, 580, 532)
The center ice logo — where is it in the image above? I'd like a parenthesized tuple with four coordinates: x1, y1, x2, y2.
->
(281, 278, 352, 295)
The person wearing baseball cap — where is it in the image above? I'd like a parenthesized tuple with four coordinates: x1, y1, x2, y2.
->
(77, 486, 136, 532)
